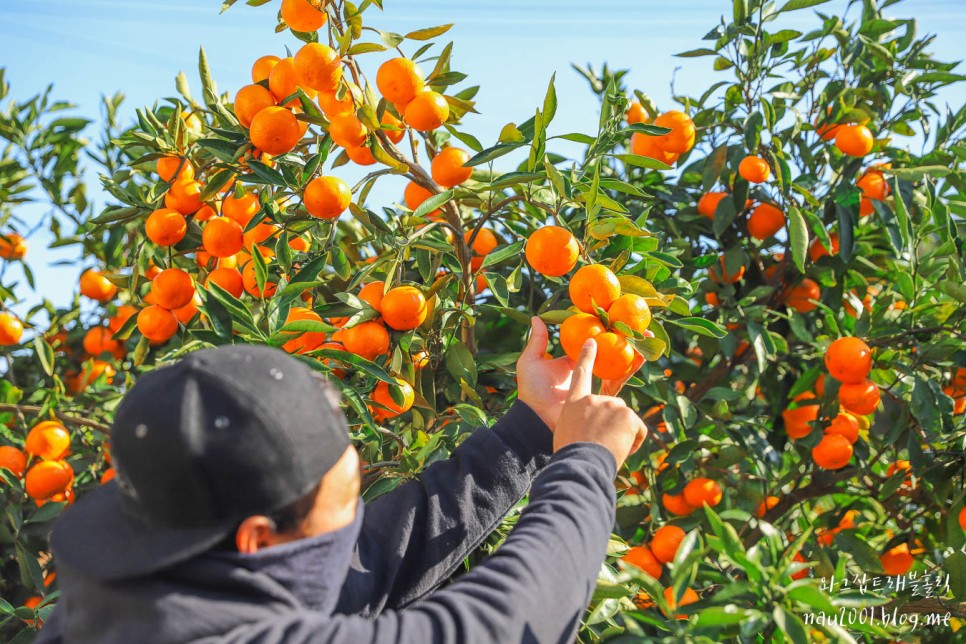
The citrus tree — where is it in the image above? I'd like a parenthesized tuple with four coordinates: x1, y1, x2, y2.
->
(1, 0, 965, 641)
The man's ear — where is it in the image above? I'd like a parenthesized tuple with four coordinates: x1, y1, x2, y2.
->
(235, 516, 280, 554)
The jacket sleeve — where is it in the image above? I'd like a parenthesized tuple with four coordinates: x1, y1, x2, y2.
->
(336, 400, 555, 616)
(211, 443, 617, 644)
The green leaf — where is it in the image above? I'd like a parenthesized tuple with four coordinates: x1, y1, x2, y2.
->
(348, 42, 387, 55)
(445, 340, 477, 387)
(379, 31, 405, 48)
(246, 159, 286, 186)
(198, 47, 218, 107)
(666, 317, 728, 338)
(787, 206, 808, 273)
(773, 606, 809, 644)
(465, 143, 524, 167)
(480, 240, 524, 269)
(405, 23, 454, 41)
(778, 0, 830, 12)
(412, 189, 454, 218)
(498, 122, 526, 143)
(542, 74, 557, 124)
(33, 337, 54, 377)
(611, 154, 672, 171)
(787, 581, 836, 613)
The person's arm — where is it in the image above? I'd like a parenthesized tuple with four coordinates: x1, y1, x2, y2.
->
(336, 399, 554, 616)
(214, 442, 617, 644)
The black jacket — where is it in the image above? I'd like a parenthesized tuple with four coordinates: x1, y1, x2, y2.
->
(38, 401, 618, 643)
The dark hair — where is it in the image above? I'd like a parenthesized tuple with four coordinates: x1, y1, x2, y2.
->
(213, 482, 322, 551)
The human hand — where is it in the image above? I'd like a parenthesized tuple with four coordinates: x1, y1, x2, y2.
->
(553, 339, 647, 468)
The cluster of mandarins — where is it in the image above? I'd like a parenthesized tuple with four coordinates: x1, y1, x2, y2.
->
(621, 523, 699, 618)
(625, 101, 696, 164)
(0, 420, 89, 507)
(0, 233, 29, 348)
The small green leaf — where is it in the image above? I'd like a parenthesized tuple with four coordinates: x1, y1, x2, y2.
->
(787, 206, 808, 273)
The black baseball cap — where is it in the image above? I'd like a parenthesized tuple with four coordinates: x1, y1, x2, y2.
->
(50, 345, 350, 582)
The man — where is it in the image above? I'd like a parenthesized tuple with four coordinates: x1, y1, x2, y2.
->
(39, 317, 646, 643)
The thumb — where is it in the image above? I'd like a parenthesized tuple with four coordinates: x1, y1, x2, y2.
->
(521, 316, 549, 360)
(567, 338, 597, 400)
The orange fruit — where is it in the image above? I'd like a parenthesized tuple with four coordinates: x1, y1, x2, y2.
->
(592, 332, 636, 380)
(880, 543, 914, 576)
(886, 460, 911, 479)
(82, 326, 120, 357)
(156, 155, 194, 183)
(0, 231, 27, 260)
(195, 204, 216, 223)
(304, 176, 352, 220)
(569, 264, 621, 313)
(782, 393, 819, 439)
(738, 156, 771, 183)
(234, 84, 276, 128)
(704, 292, 719, 307)
(172, 293, 201, 325)
(345, 144, 376, 166)
(222, 191, 261, 227)
(559, 312, 606, 361)
(608, 294, 652, 335)
(621, 545, 662, 578)
(653, 110, 695, 153)
(785, 278, 821, 313)
(318, 88, 355, 117)
(808, 232, 840, 262)
(959, 506, 966, 531)
(341, 320, 390, 361)
(205, 267, 245, 299)
(747, 203, 784, 240)
(371, 377, 415, 420)
(756, 495, 780, 518)
(288, 234, 311, 252)
(814, 106, 841, 140)
(242, 220, 278, 249)
(404, 90, 449, 132)
(697, 191, 727, 219)
(431, 148, 473, 187)
(650, 525, 686, 564)
(294, 43, 342, 93)
(812, 434, 853, 470)
(377, 58, 425, 106)
(24, 460, 74, 501)
(69, 360, 116, 392)
(525, 225, 579, 277)
(826, 412, 859, 444)
(358, 281, 385, 313)
(403, 181, 438, 215)
(662, 492, 697, 516)
(251, 55, 281, 83)
(708, 256, 745, 284)
(145, 208, 187, 247)
(381, 111, 406, 144)
(663, 586, 699, 619)
(0, 445, 27, 477)
(858, 169, 889, 201)
(682, 478, 722, 508)
(835, 124, 874, 157)
(838, 379, 880, 416)
(328, 112, 368, 148)
(25, 421, 71, 461)
(250, 106, 303, 155)
(465, 229, 498, 271)
(241, 261, 278, 299)
(629, 132, 679, 165)
(382, 286, 428, 331)
(625, 100, 647, 124)
(824, 337, 872, 384)
(151, 268, 195, 310)
(281, 0, 327, 32)
(268, 56, 301, 107)
(164, 179, 204, 215)
(137, 306, 179, 342)
(0, 312, 24, 345)
(281, 307, 327, 354)
(101, 467, 116, 484)
(203, 217, 244, 258)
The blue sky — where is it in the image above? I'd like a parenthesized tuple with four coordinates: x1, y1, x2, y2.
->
(1, 0, 964, 314)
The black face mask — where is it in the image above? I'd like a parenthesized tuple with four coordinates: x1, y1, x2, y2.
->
(210, 498, 365, 614)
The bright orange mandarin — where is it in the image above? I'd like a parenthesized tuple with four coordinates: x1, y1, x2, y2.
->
(431, 148, 473, 187)
(241, 261, 277, 299)
(404, 90, 449, 132)
(625, 100, 647, 124)
(653, 110, 695, 153)
(608, 294, 651, 335)
(251, 55, 281, 83)
(156, 156, 194, 183)
(381, 111, 406, 144)
(25, 421, 71, 461)
(164, 179, 204, 215)
(525, 226, 579, 277)
(0, 312, 23, 345)
(630, 132, 679, 165)
(747, 203, 784, 240)
(376, 58, 425, 106)
(268, 57, 301, 107)
(172, 293, 201, 325)
(824, 337, 872, 383)
(108, 305, 137, 332)
(318, 88, 355, 117)
(880, 543, 914, 576)
(242, 220, 278, 250)
(592, 332, 636, 380)
(0, 231, 27, 260)
(82, 326, 120, 357)
(465, 229, 498, 272)
(294, 43, 342, 93)
(304, 176, 352, 220)
(341, 320, 390, 361)
(24, 460, 74, 501)
(80, 269, 117, 302)
(195, 204, 216, 223)
(812, 434, 853, 470)
(782, 393, 819, 439)
(559, 313, 606, 361)
(662, 492, 697, 516)
(697, 191, 728, 219)
(709, 256, 745, 284)
(682, 478, 722, 508)
(738, 156, 771, 183)
(328, 111, 368, 148)
(145, 208, 187, 247)
(382, 286, 428, 331)
(250, 106, 303, 155)
(826, 412, 859, 444)
(663, 586, 699, 619)
(205, 267, 245, 298)
(222, 192, 261, 227)
(345, 145, 375, 166)
(403, 181, 437, 215)
(650, 525, 686, 564)
(838, 379, 880, 415)
(371, 377, 415, 420)
(858, 169, 889, 200)
(234, 84, 276, 128)
(756, 495, 780, 518)
(0, 445, 27, 477)
(203, 217, 244, 258)
(785, 278, 821, 313)
(836, 124, 874, 156)
(281, 0, 327, 32)
(281, 307, 327, 354)
(569, 264, 621, 313)
(621, 545, 662, 578)
(151, 268, 195, 310)
(809, 232, 840, 261)
(959, 507, 966, 532)
(358, 281, 385, 313)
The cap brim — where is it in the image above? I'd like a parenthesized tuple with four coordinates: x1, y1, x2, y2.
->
(51, 481, 236, 582)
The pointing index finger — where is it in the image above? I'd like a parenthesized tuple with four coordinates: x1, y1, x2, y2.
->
(567, 338, 597, 400)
